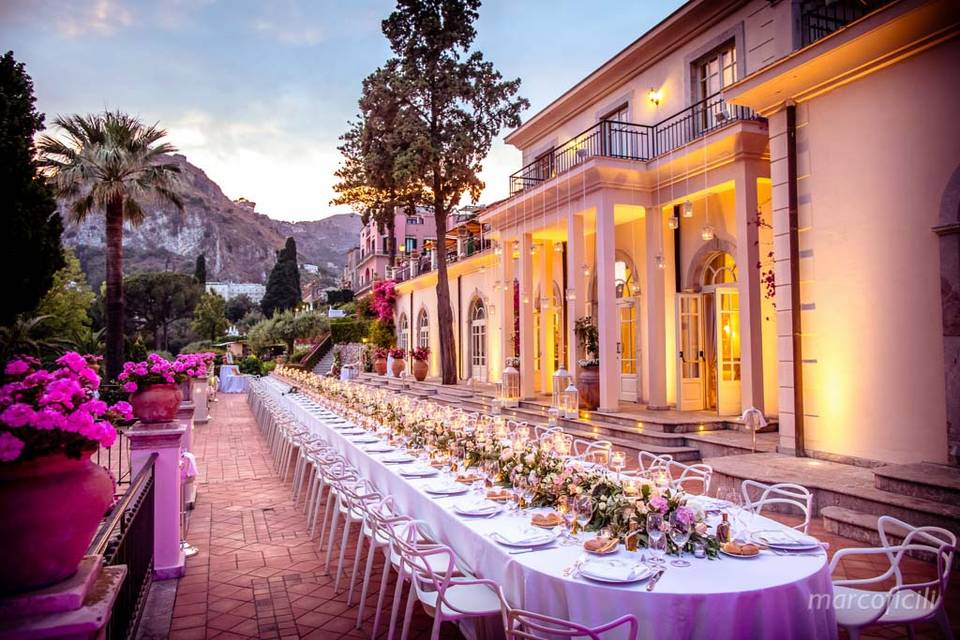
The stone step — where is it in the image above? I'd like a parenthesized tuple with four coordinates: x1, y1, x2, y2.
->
(821, 506, 913, 547)
(873, 462, 960, 504)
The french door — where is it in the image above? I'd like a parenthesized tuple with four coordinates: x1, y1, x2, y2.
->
(470, 305, 487, 381)
(714, 287, 741, 416)
(617, 301, 639, 402)
(676, 293, 705, 410)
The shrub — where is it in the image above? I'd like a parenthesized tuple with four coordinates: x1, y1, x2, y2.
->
(238, 355, 264, 376)
(330, 318, 370, 344)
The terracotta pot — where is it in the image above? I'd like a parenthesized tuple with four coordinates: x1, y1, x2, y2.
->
(412, 359, 428, 381)
(130, 383, 183, 423)
(392, 358, 406, 377)
(374, 357, 388, 376)
(0, 453, 113, 595)
(578, 365, 600, 410)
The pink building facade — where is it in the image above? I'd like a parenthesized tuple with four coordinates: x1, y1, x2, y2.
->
(351, 208, 437, 296)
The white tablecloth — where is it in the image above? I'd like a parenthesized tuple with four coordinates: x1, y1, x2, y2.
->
(220, 365, 250, 393)
(258, 376, 837, 640)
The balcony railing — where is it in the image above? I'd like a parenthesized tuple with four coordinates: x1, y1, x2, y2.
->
(509, 93, 759, 195)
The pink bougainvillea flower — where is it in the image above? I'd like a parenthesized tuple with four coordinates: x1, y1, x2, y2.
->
(109, 401, 133, 421)
(1, 403, 35, 428)
(31, 407, 67, 430)
(4, 358, 32, 377)
(122, 382, 138, 393)
(56, 351, 88, 373)
(0, 432, 24, 462)
(80, 399, 108, 416)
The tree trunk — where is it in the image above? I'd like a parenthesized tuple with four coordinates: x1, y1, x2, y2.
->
(105, 197, 125, 380)
(386, 209, 397, 268)
(433, 202, 458, 385)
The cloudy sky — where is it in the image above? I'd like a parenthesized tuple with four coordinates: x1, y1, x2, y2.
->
(1, 0, 683, 222)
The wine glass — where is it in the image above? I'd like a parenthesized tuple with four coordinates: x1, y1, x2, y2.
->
(669, 512, 692, 567)
(573, 495, 592, 535)
(646, 513, 665, 567)
(609, 451, 626, 480)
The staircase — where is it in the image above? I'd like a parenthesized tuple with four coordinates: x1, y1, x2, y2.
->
(312, 348, 338, 376)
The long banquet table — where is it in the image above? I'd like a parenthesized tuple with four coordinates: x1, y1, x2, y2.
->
(257, 376, 837, 640)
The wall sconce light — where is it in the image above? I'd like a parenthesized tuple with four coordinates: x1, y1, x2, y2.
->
(581, 264, 590, 278)
(529, 243, 538, 256)
(655, 254, 665, 270)
(668, 215, 679, 230)
(701, 225, 715, 241)
(553, 241, 564, 253)
(513, 240, 520, 251)
(494, 242, 503, 256)
(522, 293, 530, 304)
(648, 88, 662, 106)
(682, 200, 694, 218)
(565, 288, 576, 301)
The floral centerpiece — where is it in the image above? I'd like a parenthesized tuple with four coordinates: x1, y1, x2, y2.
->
(411, 347, 430, 381)
(0, 353, 132, 594)
(119, 353, 188, 422)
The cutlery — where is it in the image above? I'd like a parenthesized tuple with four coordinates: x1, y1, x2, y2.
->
(646, 568, 665, 591)
(562, 556, 586, 577)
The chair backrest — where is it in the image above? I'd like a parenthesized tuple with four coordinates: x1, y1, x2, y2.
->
(503, 606, 639, 640)
(666, 460, 712, 496)
(637, 451, 673, 474)
(574, 440, 613, 465)
(536, 426, 562, 441)
(878, 515, 957, 600)
(741, 480, 812, 533)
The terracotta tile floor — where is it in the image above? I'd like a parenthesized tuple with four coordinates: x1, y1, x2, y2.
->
(169, 393, 959, 640)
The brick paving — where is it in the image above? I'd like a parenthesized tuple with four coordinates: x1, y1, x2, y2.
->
(167, 393, 959, 640)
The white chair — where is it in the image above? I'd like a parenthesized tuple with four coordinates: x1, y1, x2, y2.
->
(395, 539, 501, 640)
(501, 600, 639, 640)
(666, 460, 712, 496)
(740, 480, 813, 533)
(829, 516, 956, 640)
(574, 439, 613, 465)
(637, 451, 673, 474)
(331, 478, 382, 593)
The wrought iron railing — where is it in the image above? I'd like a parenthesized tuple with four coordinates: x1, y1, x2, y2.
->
(95, 427, 132, 486)
(88, 452, 157, 640)
(799, 0, 894, 47)
(508, 93, 759, 195)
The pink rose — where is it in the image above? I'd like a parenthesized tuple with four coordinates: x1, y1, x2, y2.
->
(1, 403, 35, 428)
(0, 432, 24, 462)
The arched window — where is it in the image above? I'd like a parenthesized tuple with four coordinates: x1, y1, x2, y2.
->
(397, 313, 409, 352)
(416, 309, 429, 349)
(702, 252, 737, 287)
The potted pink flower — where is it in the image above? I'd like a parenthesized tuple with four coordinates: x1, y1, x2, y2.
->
(173, 352, 215, 400)
(411, 347, 430, 381)
(0, 352, 132, 594)
(119, 353, 188, 422)
(389, 347, 407, 377)
(373, 347, 389, 376)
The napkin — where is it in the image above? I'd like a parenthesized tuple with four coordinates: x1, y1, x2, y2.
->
(425, 480, 462, 494)
(753, 529, 818, 547)
(455, 497, 498, 514)
(496, 526, 552, 545)
(581, 559, 649, 582)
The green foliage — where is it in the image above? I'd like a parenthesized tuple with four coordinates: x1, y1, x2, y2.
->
(355, 295, 375, 319)
(126, 335, 148, 362)
(225, 293, 257, 323)
(261, 237, 301, 318)
(326, 289, 354, 306)
(193, 254, 206, 284)
(192, 292, 229, 342)
(367, 318, 396, 348)
(336, 300, 357, 315)
(330, 318, 370, 344)
(288, 345, 313, 364)
(0, 315, 72, 363)
(238, 355, 264, 376)
(124, 271, 203, 351)
(574, 316, 599, 361)
(38, 110, 183, 380)
(0, 51, 64, 324)
(247, 309, 329, 356)
(34, 249, 95, 339)
(238, 308, 265, 333)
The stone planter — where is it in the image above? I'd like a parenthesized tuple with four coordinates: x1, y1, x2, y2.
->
(0, 453, 113, 595)
(578, 365, 600, 410)
(412, 359, 428, 381)
(391, 358, 406, 377)
(130, 383, 183, 423)
(373, 357, 388, 376)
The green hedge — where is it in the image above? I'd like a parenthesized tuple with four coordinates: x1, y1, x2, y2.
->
(331, 319, 370, 344)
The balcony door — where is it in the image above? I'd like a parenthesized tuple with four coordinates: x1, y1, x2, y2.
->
(676, 293, 705, 411)
(602, 104, 634, 159)
(693, 41, 737, 132)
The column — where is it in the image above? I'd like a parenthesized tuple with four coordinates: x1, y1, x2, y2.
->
(539, 241, 555, 392)
(518, 233, 535, 399)
(566, 214, 585, 381)
(735, 162, 765, 413)
(498, 235, 515, 381)
(127, 420, 188, 580)
(645, 205, 669, 409)
(595, 197, 619, 412)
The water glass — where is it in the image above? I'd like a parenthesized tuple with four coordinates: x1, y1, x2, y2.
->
(573, 495, 592, 533)
(669, 513, 692, 568)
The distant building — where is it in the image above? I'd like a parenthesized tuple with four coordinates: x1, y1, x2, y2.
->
(206, 281, 266, 302)
(341, 246, 360, 291)
(234, 197, 256, 211)
(346, 207, 438, 296)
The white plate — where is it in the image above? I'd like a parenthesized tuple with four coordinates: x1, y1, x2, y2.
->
(579, 559, 655, 584)
(453, 500, 501, 516)
(350, 436, 379, 444)
(363, 445, 395, 453)
(752, 530, 820, 551)
(490, 529, 558, 548)
(382, 455, 416, 464)
(399, 467, 438, 478)
(424, 483, 469, 496)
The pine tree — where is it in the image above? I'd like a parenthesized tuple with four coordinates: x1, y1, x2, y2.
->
(1, 51, 64, 325)
(261, 237, 301, 317)
(193, 254, 207, 284)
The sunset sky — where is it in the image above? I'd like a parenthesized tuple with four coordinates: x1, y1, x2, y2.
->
(1, 0, 684, 222)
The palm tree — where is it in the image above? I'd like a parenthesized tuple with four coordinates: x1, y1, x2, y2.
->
(38, 112, 182, 380)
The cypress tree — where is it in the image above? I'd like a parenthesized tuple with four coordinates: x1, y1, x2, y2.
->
(1, 51, 64, 325)
(261, 237, 301, 317)
(194, 253, 207, 284)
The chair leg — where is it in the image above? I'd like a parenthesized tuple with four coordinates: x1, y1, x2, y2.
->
(334, 519, 353, 592)
(323, 506, 341, 572)
(355, 541, 378, 628)
(399, 581, 418, 640)
(387, 568, 406, 640)
(347, 529, 366, 605)
(429, 615, 443, 640)
(370, 555, 391, 639)
(936, 608, 955, 640)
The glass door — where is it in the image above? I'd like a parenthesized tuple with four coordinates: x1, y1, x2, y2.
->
(676, 293, 705, 410)
(471, 303, 487, 381)
(715, 286, 741, 415)
(618, 302, 638, 402)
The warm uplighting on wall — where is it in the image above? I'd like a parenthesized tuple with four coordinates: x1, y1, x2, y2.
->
(682, 200, 694, 218)
(647, 88, 662, 106)
(701, 225, 715, 241)
(668, 215, 679, 230)
(522, 294, 530, 304)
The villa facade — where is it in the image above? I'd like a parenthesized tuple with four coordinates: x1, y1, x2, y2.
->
(352, 207, 437, 295)
(392, 0, 960, 466)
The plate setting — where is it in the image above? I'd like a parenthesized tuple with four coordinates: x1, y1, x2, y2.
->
(579, 558, 655, 584)
(489, 526, 558, 549)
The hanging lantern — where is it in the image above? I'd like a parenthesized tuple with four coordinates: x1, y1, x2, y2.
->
(582, 264, 590, 277)
(529, 244, 537, 256)
(560, 383, 579, 419)
(655, 254, 666, 270)
(682, 200, 694, 218)
(494, 242, 503, 256)
(565, 288, 576, 301)
(501, 364, 520, 408)
(553, 241, 564, 253)
(701, 225, 715, 241)
(668, 215, 679, 230)
(513, 240, 520, 251)
(552, 366, 572, 409)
